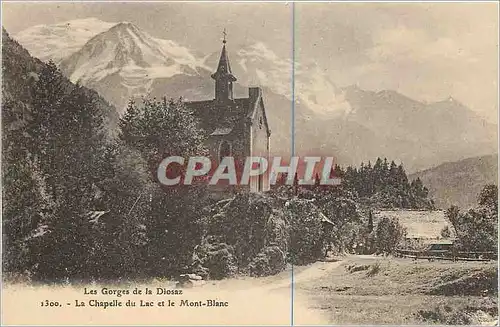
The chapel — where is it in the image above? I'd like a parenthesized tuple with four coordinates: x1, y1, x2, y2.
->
(185, 34, 271, 193)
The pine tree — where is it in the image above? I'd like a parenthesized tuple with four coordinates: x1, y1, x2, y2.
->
(293, 172, 299, 196)
(373, 157, 384, 192)
(328, 159, 432, 210)
(23, 63, 110, 281)
(333, 164, 344, 179)
(388, 161, 398, 187)
(396, 164, 409, 186)
(2, 99, 49, 277)
(367, 210, 374, 233)
(27, 61, 67, 200)
(91, 142, 152, 280)
(365, 161, 374, 196)
(119, 97, 209, 277)
(119, 99, 141, 147)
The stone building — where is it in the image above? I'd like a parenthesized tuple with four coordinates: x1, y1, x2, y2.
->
(185, 36, 271, 194)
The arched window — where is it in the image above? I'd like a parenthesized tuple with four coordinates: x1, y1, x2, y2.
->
(219, 140, 231, 162)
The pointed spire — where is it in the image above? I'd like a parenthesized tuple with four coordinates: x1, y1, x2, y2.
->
(211, 29, 237, 103)
(212, 45, 235, 79)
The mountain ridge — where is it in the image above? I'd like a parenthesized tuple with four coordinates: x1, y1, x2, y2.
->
(11, 19, 498, 173)
(409, 154, 498, 209)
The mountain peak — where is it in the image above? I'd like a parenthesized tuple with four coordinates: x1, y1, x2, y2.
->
(60, 22, 175, 82)
(103, 21, 144, 39)
(116, 21, 134, 26)
(445, 96, 462, 105)
(58, 19, 204, 86)
(109, 21, 139, 31)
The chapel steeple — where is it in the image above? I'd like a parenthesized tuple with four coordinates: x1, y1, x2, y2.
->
(211, 29, 237, 103)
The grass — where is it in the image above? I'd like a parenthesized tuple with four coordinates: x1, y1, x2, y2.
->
(293, 255, 498, 325)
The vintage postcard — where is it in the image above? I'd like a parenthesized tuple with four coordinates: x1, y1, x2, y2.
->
(1, 1, 498, 326)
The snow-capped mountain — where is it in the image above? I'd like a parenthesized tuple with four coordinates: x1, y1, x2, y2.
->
(57, 21, 208, 105)
(60, 22, 206, 84)
(15, 18, 115, 63)
(12, 18, 497, 172)
(17, 19, 349, 117)
(208, 41, 352, 117)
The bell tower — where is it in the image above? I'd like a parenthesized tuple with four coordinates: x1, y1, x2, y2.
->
(211, 29, 237, 103)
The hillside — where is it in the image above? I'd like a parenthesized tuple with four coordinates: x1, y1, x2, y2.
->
(302, 256, 497, 325)
(2, 27, 119, 134)
(410, 154, 498, 210)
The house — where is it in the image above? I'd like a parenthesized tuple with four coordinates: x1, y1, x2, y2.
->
(185, 35, 271, 195)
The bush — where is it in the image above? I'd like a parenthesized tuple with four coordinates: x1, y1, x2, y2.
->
(196, 241, 238, 280)
(416, 306, 473, 325)
(346, 264, 370, 273)
(440, 225, 451, 239)
(374, 216, 406, 255)
(195, 191, 363, 278)
(286, 198, 326, 265)
(366, 261, 381, 277)
(445, 185, 498, 252)
(248, 246, 286, 277)
(428, 269, 498, 296)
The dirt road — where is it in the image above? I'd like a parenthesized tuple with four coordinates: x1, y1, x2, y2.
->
(180, 259, 344, 325)
(5, 256, 496, 325)
(2, 261, 340, 326)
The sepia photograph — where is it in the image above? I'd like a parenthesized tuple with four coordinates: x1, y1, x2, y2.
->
(1, 1, 498, 325)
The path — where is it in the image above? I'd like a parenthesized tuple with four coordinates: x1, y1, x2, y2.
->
(2, 260, 343, 326)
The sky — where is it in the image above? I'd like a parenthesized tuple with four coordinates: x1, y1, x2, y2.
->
(2, 1, 499, 123)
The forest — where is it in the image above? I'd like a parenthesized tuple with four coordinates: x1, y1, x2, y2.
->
(2, 58, 438, 283)
(1, 30, 454, 283)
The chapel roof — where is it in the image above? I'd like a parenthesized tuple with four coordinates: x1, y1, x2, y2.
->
(183, 31, 270, 137)
(185, 98, 250, 135)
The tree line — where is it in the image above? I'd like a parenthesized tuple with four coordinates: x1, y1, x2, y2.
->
(2, 60, 440, 284)
(443, 184, 498, 253)
(3, 61, 211, 283)
(275, 157, 434, 210)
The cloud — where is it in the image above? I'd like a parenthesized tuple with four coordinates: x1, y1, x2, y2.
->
(295, 3, 498, 123)
(238, 42, 352, 117)
(347, 6, 498, 123)
(4, 2, 497, 122)
(367, 25, 483, 65)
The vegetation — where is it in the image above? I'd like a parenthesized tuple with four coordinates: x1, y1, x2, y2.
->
(371, 217, 407, 255)
(307, 256, 497, 325)
(3, 61, 112, 282)
(1, 61, 433, 280)
(444, 184, 498, 252)
(3, 27, 490, 284)
(273, 158, 435, 211)
(2, 53, 210, 281)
